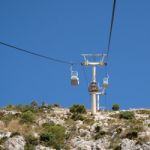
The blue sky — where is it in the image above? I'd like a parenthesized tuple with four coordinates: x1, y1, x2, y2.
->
(0, 0, 150, 109)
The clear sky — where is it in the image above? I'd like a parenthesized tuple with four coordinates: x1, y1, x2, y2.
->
(0, 0, 150, 110)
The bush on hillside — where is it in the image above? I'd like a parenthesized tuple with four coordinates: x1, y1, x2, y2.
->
(116, 128, 122, 134)
(1, 114, 15, 126)
(114, 145, 121, 150)
(24, 134, 39, 150)
(5, 105, 16, 110)
(40, 132, 55, 143)
(119, 111, 135, 120)
(0, 137, 8, 145)
(10, 132, 20, 137)
(71, 113, 84, 121)
(125, 130, 138, 139)
(40, 124, 65, 149)
(70, 104, 86, 114)
(70, 104, 86, 121)
(94, 131, 106, 140)
(83, 117, 95, 125)
(20, 110, 35, 123)
(41, 101, 48, 108)
(95, 126, 101, 133)
(25, 134, 39, 145)
(112, 104, 120, 111)
(30, 100, 38, 108)
(52, 104, 60, 107)
(16, 104, 37, 113)
(24, 144, 35, 150)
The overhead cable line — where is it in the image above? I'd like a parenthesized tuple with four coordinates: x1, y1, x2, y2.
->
(106, 0, 117, 59)
(105, 0, 117, 73)
(104, 0, 117, 109)
(0, 41, 75, 66)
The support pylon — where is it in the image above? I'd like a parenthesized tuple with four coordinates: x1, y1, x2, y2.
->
(81, 54, 107, 114)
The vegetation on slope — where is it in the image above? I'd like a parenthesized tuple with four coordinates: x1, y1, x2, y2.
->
(0, 101, 149, 150)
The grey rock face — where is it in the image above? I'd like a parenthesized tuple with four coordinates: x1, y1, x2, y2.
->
(0, 110, 21, 115)
(71, 136, 110, 150)
(0, 131, 11, 139)
(37, 108, 68, 126)
(141, 142, 150, 150)
(71, 138, 93, 150)
(4, 136, 26, 150)
(37, 116, 65, 126)
(35, 145, 51, 150)
(121, 139, 150, 150)
(75, 120, 83, 129)
(79, 128, 91, 139)
(121, 139, 137, 150)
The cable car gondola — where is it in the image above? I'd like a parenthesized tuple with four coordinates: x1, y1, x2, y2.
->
(70, 66, 79, 86)
(102, 75, 109, 88)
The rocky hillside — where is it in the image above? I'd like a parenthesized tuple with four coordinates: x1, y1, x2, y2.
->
(0, 104, 150, 150)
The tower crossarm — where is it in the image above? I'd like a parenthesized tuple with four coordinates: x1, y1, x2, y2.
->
(81, 61, 107, 66)
(81, 54, 107, 57)
(81, 53, 107, 67)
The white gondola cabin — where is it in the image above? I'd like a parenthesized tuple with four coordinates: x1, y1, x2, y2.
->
(102, 76, 109, 88)
(71, 71, 79, 86)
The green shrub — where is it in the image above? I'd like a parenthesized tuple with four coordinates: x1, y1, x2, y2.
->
(16, 105, 36, 113)
(125, 131, 138, 139)
(116, 128, 122, 134)
(95, 126, 101, 133)
(25, 135, 39, 145)
(24, 144, 35, 150)
(119, 111, 135, 120)
(30, 100, 38, 108)
(112, 104, 120, 111)
(24, 135, 38, 150)
(114, 145, 121, 150)
(53, 104, 60, 107)
(42, 123, 55, 128)
(132, 125, 143, 133)
(5, 105, 16, 110)
(41, 101, 48, 108)
(83, 117, 95, 125)
(94, 131, 106, 140)
(20, 110, 35, 123)
(70, 104, 86, 114)
(94, 125, 106, 139)
(71, 113, 84, 121)
(0, 112, 5, 119)
(47, 105, 53, 109)
(40, 124, 65, 149)
(1, 114, 14, 126)
(47, 104, 60, 108)
(40, 132, 55, 143)
(10, 132, 20, 137)
(70, 104, 86, 121)
(0, 137, 7, 145)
